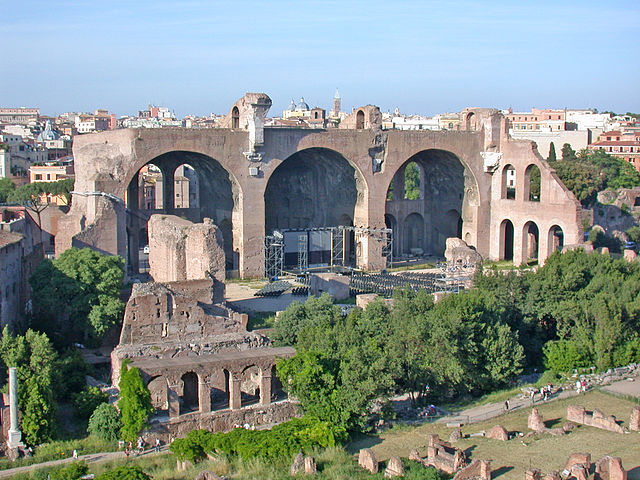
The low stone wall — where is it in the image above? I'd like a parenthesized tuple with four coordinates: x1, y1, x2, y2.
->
(144, 401, 299, 442)
(566, 405, 626, 433)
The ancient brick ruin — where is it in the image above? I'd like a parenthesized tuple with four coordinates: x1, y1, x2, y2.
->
(453, 459, 492, 480)
(566, 405, 626, 434)
(528, 452, 628, 480)
(417, 434, 467, 474)
(358, 448, 379, 474)
(58, 93, 587, 279)
(111, 215, 296, 440)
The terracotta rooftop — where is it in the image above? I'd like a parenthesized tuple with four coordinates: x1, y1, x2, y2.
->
(0, 231, 23, 249)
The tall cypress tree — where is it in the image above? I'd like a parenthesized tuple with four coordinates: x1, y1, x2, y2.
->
(548, 142, 557, 162)
(119, 360, 153, 442)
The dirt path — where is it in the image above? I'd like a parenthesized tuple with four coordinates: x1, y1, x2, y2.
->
(438, 387, 580, 425)
(0, 447, 169, 478)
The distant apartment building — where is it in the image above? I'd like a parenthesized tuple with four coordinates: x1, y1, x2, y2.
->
(588, 127, 640, 172)
(505, 108, 600, 158)
(29, 163, 74, 205)
(0, 108, 39, 125)
(506, 108, 566, 132)
(75, 114, 109, 133)
(0, 133, 46, 181)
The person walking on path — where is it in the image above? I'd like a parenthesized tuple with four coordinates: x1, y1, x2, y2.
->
(504, 399, 510, 411)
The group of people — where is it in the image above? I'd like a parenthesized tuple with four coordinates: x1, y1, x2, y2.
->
(575, 378, 588, 394)
(122, 437, 162, 457)
(529, 383, 554, 404)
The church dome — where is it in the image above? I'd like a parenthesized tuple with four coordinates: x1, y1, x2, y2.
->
(295, 97, 309, 111)
(287, 99, 296, 111)
(37, 120, 59, 141)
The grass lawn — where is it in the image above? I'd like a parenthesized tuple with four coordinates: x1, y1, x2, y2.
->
(348, 390, 640, 479)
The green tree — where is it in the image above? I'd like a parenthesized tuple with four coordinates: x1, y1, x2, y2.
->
(29, 247, 125, 346)
(7, 183, 48, 241)
(547, 142, 556, 162)
(95, 465, 151, 480)
(49, 461, 89, 480)
(561, 143, 576, 161)
(548, 159, 603, 206)
(74, 386, 109, 419)
(118, 360, 153, 443)
(404, 162, 421, 200)
(88, 403, 122, 441)
(0, 327, 58, 445)
(0, 177, 15, 203)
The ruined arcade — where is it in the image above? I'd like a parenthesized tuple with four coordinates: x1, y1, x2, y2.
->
(57, 93, 585, 277)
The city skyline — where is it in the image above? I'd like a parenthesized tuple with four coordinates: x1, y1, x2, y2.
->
(3, 0, 639, 117)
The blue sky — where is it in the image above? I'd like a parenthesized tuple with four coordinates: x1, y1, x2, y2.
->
(2, 0, 639, 117)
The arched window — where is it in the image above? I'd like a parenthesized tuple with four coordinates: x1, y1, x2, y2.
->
(502, 165, 516, 200)
(231, 106, 239, 129)
(356, 110, 365, 130)
(524, 164, 541, 202)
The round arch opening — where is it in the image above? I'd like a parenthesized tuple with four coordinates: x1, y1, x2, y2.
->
(264, 147, 365, 268)
(125, 151, 240, 275)
(385, 149, 475, 258)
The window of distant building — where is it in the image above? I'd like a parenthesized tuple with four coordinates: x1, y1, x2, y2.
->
(35, 174, 42, 180)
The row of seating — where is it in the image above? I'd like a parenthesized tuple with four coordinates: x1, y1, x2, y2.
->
(254, 280, 292, 297)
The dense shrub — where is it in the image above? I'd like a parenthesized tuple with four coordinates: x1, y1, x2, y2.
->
(95, 465, 151, 480)
(88, 403, 122, 442)
(74, 386, 109, 419)
(170, 416, 346, 463)
(543, 340, 591, 372)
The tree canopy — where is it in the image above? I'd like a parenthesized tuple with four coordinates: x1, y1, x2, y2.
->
(29, 247, 125, 347)
(0, 177, 15, 203)
(549, 149, 640, 206)
(0, 327, 58, 445)
(274, 249, 640, 432)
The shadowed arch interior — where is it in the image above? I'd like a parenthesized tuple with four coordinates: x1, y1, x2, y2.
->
(126, 151, 239, 271)
(264, 148, 361, 234)
(385, 149, 471, 256)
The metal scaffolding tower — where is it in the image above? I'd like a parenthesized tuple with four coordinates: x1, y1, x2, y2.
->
(331, 226, 345, 269)
(297, 234, 308, 273)
(264, 231, 284, 279)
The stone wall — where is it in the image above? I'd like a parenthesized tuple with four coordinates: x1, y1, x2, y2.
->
(144, 401, 298, 442)
(566, 405, 626, 433)
(148, 215, 225, 292)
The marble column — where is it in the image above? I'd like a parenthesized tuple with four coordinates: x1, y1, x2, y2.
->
(7, 367, 24, 448)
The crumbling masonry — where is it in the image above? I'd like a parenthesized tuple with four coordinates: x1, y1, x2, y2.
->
(111, 215, 295, 440)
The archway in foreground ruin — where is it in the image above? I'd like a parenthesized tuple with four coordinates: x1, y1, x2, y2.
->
(385, 149, 474, 257)
(499, 219, 514, 261)
(240, 365, 261, 408)
(264, 147, 365, 268)
(126, 151, 240, 274)
(180, 372, 199, 413)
